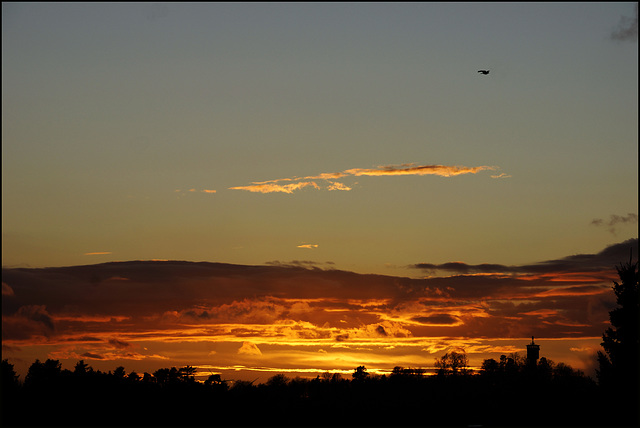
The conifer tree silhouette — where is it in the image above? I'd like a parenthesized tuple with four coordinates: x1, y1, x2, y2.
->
(597, 251, 639, 425)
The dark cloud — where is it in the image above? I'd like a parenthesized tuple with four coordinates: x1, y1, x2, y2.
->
(611, 4, 638, 42)
(412, 314, 459, 325)
(591, 214, 638, 235)
(412, 262, 515, 274)
(108, 338, 131, 349)
(265, 260, 334, 269)
(412, 238, 638, 275)
(16, 305, 54, 331)
(0, 239, 633, 348)
(67, 336, 103, 343)
(81, 352, 105, 360)
(2, 305, 55, 340)
(2, 282, 15, 296)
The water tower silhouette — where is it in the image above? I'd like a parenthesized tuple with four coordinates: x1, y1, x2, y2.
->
(526, 336, 540, 365)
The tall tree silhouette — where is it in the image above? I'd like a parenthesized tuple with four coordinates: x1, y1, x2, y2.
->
(597, 252, 639, 424)
(1, 359, 20, 390)
(178, 365, 197, 382)
(73, 359, 91, 376)
(1, 360, 21, 427)
(24, 359, 62, 388)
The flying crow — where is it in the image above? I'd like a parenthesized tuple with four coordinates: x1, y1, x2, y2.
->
(477, 70, 490, 75)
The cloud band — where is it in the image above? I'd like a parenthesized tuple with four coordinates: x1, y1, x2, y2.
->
(229, 163, 500, 194)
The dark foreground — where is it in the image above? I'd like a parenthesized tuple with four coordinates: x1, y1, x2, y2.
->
(2, 359, 638, 427)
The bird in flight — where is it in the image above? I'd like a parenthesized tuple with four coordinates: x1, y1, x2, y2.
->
(477, 70, 490, 75)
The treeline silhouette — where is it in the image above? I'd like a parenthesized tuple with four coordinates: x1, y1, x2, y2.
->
(0, 353, 628, 427)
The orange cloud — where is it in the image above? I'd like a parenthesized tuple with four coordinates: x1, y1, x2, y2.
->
(53, 315, 130, 323)
(343, 164, 497, 177)
(297, 244, 319, 249)
(229, 181, 320, 194)
(2, 239, 632, 381)
(238, 342, 262, 356)
(2, 282, 15, 296)
(533, 286, 610, 297)
(176, 189, 217, 194)
(491, 173, 512, 179)
(84, 252, 112, 256)
(229, 163, 500, 193)
(520, 309, 559, 318)
(326, 182, 352, 191)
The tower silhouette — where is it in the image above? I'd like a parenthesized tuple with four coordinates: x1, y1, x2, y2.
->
(526, 336, 540, 365)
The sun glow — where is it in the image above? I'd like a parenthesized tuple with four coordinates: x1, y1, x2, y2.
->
(2, 239, 630, 381)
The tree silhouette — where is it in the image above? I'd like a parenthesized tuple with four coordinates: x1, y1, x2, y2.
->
(352, 365, 369, 381)
(127, 370, 141, 382)
(205, 373, 222, 385)
(73, 359, 92, 376)
(178, 365, 197, 382)
(266, 373, 290, 388)
(1, 360, 21, 427)
(1, 359, 20, 389)
(435, 350, 469, 376)
(112, 366, 126, 380)
(598, 255, 639, 381)
(390, 366, 426, 378)
(168, 366, 180, 383)
(24, 358, 62, 388)
(153, 367, 170, 385)
(597, 253, 639, 425)
(1, 357, 614, 427)
(142, 372, 155, 383)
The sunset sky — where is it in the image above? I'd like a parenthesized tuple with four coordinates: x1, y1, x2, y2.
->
(2, 3, 638, 381)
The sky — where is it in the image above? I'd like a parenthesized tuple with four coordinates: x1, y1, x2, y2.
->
(2, 2, 638, 381)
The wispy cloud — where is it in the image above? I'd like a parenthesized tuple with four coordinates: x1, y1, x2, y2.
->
(591, 213, 638, 235)
(297, 244, 319, 249)
(175, 189, 217, 194)
(230, 182, 320, 194)
(491, 173, 512, 179)
(84, 252, 112, 256)
(229, 163, 500, 194)
(344, 164, 496, 177)
(265, 260, 334, 269)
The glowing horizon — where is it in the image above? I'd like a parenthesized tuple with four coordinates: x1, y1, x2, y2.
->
(3, 239, 636, 381)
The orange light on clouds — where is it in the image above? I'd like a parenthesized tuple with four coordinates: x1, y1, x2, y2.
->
(2, 239, 634, 381)
(326, 182, 352, 191)
(297, 244, 319, 249)
(229, 181, 320, 194)
(490, 172, 512, 179)
(343, 164, 497, 178)
(228, 163, 502, 194)
(520, 309, 559, 318)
